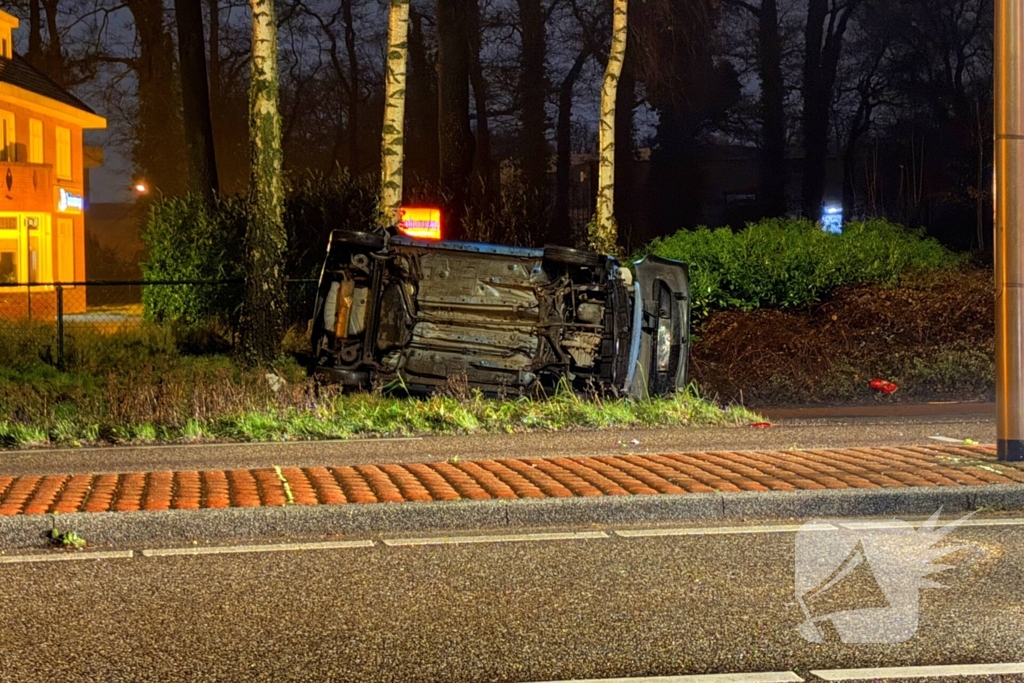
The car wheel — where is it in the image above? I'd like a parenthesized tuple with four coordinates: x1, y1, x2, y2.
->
(543, 245, 601, 267)
(331, 229, 386, 251)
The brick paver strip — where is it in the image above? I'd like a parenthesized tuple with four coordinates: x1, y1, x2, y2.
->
(1, 445, 1022, 517)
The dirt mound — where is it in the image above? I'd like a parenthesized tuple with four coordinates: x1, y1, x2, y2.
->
(690, 270, 995, 406)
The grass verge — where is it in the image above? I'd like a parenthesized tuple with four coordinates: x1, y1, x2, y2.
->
(0, 358, 761, 449)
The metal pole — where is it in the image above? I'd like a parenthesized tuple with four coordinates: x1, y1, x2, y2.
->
(56, 285, 64, 371)
(995, 0, 1024, 461)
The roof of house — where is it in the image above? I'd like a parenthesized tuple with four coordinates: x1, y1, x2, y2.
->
(0, 53, 96, 115)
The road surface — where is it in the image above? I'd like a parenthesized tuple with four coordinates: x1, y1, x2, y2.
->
(0, 514, 1021, 682)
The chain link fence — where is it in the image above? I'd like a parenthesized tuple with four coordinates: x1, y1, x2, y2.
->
(0, 279, 318, 370)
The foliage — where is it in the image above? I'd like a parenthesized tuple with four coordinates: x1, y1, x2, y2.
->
(50, 529, 87, 550)
(140, 195, 247, 326)
(637, 218, 962, 319)
(285, 171, 381, 278)
(462, 174, 550, 247)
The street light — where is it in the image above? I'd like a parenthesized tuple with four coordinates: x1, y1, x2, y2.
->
(994, 0, 1024, 461)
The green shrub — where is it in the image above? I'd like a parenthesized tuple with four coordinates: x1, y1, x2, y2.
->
(140, 194, 247, 325)
(637, 218, 962, 318)
(140, 172, 380, 325)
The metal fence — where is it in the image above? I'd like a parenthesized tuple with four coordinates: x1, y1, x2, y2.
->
(0, 279, 318, 370)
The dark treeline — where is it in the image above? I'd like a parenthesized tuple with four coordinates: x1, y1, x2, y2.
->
(1, 0, 993, 251)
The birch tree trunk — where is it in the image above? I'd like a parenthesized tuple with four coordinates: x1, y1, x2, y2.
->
(379, 0, 411, 226)
(240, 0, 286, 363)
(591, 0, 627, 254)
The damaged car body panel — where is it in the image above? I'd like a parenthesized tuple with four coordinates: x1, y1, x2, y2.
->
(310, 230, 691, 396)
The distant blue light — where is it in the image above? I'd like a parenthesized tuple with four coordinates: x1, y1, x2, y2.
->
(822, 205, 843, 234)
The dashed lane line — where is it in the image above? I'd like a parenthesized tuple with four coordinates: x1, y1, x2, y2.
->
(616, 517, 1024, 539)
(527, 672, 804, 683)
(809, 662, 1024, 680)
(140, 540, 375, 557)
(0, 550, 134, 564)
(383, 531, 609, 547)
(615, 524, 836, 538)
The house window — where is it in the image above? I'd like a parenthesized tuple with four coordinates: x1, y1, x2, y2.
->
(29, 119, 43, 164)
(0, 217, 17, 284)
(0, 110, 15, 162)
(56, 126, 72, 179)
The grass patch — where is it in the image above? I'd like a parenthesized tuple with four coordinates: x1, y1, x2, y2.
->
(0, 346, 761, 449)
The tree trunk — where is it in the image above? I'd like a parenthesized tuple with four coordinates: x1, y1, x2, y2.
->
(517, 0, 548, 200)
(240, 0, 287, 364)
(758, 0, 787, 217)
(27, 0, 42, 65)
(552, 49, 589, 246)
(379, 0, 410, 225)
(468, 0, 494, 208)
(208, 0, 221, 111)
(592, 0, 627, 254)
(800, 0, 858, 220)
(127, 0, 187, 196)
(174, 0, 219, 198)
(343, 0, 360, 172)
(614, 49, 635, 245)
(406, 7, 439, 188)
(436, 0, 475, 240)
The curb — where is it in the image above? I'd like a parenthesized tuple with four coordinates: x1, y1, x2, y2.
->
(4, 483, 1024, 550)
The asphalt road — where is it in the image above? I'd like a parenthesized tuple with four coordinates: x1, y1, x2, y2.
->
(0, 412, 998, 477)
(0, 515, 1021, 682)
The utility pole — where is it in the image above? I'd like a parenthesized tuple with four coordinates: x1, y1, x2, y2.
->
(995, 0, 1024, 461)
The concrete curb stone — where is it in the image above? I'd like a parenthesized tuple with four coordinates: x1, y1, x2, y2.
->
(3, 484, 1023, 551)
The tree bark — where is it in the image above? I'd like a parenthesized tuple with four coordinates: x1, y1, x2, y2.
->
(379, 0, 411, 225)
(342, 0, 360, 172)
(468, 0, 494, 208)
(800, 0, 858, 220)
(240, 0, 287, 364)
(436, 0, 475, 240)
(174, 0, 220, 198)
(758, 0, 787, 217)
(552, 49, 589, 246)
(592, 0, 627, 254)
(517, 0, 549, 199)
(406, 7, 439, 187)
(27, 0, 42, 65)
(208, 0, 221, 111)
(126, 0, 187, 196)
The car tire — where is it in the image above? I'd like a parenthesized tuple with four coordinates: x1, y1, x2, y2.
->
(331, 229, 386, 251)
(543, 245, 601, 267)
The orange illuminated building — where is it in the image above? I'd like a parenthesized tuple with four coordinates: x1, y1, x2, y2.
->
(0, 9, 106, 316)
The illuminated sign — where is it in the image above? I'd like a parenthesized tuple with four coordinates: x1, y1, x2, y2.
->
(397, 207, 442, 240)
(56, 187, 84, 213)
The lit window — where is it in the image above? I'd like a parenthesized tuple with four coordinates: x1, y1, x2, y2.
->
(56, 126, 71, 179)
(29, 119, 43, 164)
(0, 110, 14, 162)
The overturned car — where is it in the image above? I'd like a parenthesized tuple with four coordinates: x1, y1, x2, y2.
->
(310, 217, 691, 398)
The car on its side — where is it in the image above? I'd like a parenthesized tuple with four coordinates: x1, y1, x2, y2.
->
(309, 217, 691, 398)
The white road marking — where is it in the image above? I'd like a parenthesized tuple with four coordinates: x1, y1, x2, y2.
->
(383, 531, 609, 547)
(810, 662, 1024, 680)
(615, 523, 836, 538)
(617, 517, 1024, 539)
(141, 540, 374, 557)
(0, 550, 134, 564)
(527, 673, 804, 683)
(929, 436, 971, 444)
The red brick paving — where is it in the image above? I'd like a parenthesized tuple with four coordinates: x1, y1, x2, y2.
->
(0, 445, 1022, 516)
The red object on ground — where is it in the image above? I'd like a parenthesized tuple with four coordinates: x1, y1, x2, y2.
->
(750, 422, 773, 429)
(869, 378, 899, 395)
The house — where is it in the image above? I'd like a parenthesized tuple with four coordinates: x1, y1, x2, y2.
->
(0, 9, 106, 317)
